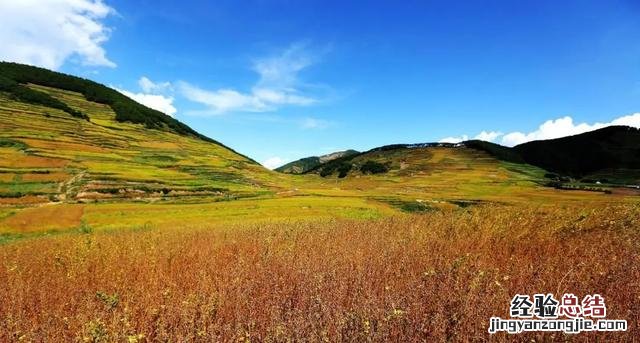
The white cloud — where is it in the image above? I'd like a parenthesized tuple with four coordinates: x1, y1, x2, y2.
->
(252, 88, 315, 106)
(474, 131, 502, 142)
(0, 0, 116, 70)
(300, 117, 331, 129)
(262, 157, 287, 170)
(500, 113, 640, 146)
(440, 113, 640, 147)
(178, 42, 320, 115)
(139, 76, 172, 94)
(253, 43, 313, 89)
(178, 82, 268, 115)
(439, 131, 503, 143)
(611, 112, 640, 127)
(438, 135, 468, 143)
(116, 88, 177, 117)
(500, 132, 530, 147)
(113, 76, 177, 116)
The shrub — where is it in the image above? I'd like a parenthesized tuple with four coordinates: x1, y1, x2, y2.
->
(360, 160, 389, 174)
(78, 220, 93, 234)
(337, 162, 352, 178)
(0, 138, 28, 150)
(95, 291, 119, 310)
(318, 161, 353, 178)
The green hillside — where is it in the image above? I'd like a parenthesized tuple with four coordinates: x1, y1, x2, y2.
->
(513, 126, 640, 180)
(307, 143, 467, 177)
(459, 126, 640, 184)
(275, 149, 359, 174)
(0, 67, 276, 205)
(0, 62, 255, 162)
(306, 142, 546, 182)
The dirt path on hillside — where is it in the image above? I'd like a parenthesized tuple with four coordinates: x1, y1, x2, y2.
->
(56, 171, 86, 202)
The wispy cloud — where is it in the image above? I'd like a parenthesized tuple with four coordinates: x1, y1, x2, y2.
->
(178, 82, 269, 115)
(299, 117, 332, 130)
(179, 42, 323, 115)
(114, 76, 177, 116)
(0, 0, 116, 69)
(139, 76, 172, 93)
(439, 113, 640, 146)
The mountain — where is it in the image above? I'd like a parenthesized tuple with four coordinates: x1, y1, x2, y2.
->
(465, 126, 640, 183)
(0, 62, 275, 205)
(275, 150, 359, 174)
(0, 62, 257, 162)
(513, 126, 640, 176)
(304, 142, 541, 178)
(306, 126, 640, 186)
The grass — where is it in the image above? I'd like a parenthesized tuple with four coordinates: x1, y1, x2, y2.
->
(0, 196, 395, 233)
(0, 204, 638, 341)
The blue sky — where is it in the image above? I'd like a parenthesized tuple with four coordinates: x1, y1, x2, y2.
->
(2, 0, 640, 168)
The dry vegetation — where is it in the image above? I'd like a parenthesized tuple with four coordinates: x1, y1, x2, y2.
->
(1, 204, 638, 342)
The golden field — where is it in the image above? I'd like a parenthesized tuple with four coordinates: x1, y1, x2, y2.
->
(1, 204, 638, 342)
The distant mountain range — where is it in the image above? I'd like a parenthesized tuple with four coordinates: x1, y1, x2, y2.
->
(285, 126, 640, 184)
(466, 126, 640, 182)
(275, 150, 359, 174)
(514, 126, 640, 175)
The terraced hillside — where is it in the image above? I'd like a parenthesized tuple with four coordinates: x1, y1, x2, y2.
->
(303, 144, 560, 205)
(0, 84, 276, 206)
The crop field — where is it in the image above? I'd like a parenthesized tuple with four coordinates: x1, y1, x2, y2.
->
(0, 204, 638, 341)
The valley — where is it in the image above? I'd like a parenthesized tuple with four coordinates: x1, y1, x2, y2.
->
(1, 77, 635, 236)
(0, 63, 638, 341)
